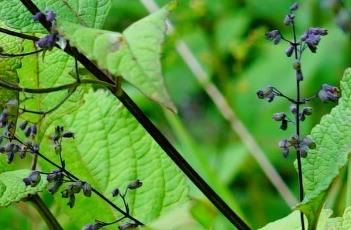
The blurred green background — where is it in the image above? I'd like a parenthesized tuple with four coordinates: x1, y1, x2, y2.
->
(1, 0, 351, 229)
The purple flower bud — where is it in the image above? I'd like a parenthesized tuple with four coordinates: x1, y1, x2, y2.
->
(48, 180, 63, 194)
(71, 181, 83, 193)
(290, 2, 299, 12)
(284, 14, 295, 26)
(119, 222, 138, 230)
(280, 119, 288, 130)
(23, 177, 32, 186)
(285, 45, 294, 57)
(23, 171, 41, 187)
(257, 86, 276, 102)
(127, 179, 142, 190)
(265, 30, 282, 45)
(309, 27, 328, 36)
(7, 152, 14, 163)
(19, 120, 28, 130)
(32, 12, 44, 21)
(82, 223, 102, 230)
(82, 183, 92, 197)
(302, 136, 316, 149)
(32, 143, 40, 153)
(299, 145, 309, 158)
(67, 194, 75, 208)
(318, 84, 340, 102)
(0, 146, 5, 153)
(302, 107, 313, 115)
(29, 125, 37, 138)
(45, 10, 56, 22)
(299, 113, 306, 121)
(35, 34, 57, 50)
(278, 139, 289, 149)
(112, 188, 120, 197)
(272, 112, 286, 121)
(296, 69, 303, 81)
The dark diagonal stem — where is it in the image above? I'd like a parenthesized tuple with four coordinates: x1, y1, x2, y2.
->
(18, 1, 251, 229)
(292, 21, 306, 230)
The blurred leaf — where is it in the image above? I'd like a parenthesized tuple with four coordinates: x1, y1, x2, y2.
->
(296, 68, 351, 229)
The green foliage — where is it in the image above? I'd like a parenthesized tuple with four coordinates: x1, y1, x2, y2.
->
(39, 90, 188, 228)
(259, 206, 351, 230)
(295, 69, 351, 229)
(0, 0, 188, 229)
(0, 0, 111, 32)
(56, 5, 176, 111)
(0, 29, 21, 109)
(0, 170, 47, 207)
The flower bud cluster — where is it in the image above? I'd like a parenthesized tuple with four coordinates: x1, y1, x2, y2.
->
(278, 136, 316, 158)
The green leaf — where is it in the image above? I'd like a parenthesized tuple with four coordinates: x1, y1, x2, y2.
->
(0, 169, 47, 207)
(295, 68, 351, 229)
(259, 207, 351, 230)
(56, 6, 176, 112)
(17, 41, 89, 135)
(0, 0, 111, 32)
(327, 206, 351, 229)
(258, 211, 309, 230)
(39, 89, 187, 228)
(0, 28, 22, 109)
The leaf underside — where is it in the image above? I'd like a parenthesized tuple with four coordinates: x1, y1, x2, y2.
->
(56, 6, 176, 112)
(294, 68, 351, 229)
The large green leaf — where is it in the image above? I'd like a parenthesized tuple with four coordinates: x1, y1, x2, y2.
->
(0, 28, 22, 109)
(259, 207, 351, 230)
(295, 68, 351, 229)
(56, 5, 176, 112)
(39, 89, 188, 228)
(0, 169, 47, 207)
(0, 0, 111, 32)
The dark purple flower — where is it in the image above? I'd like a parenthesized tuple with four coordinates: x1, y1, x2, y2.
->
(257, 86, 276, 102)
(23, 171, 41, 187)
(285, 45, 294, 57)
(300, 27, 328, 53)
(278, 139, 290, 158)
(265, 30, 282, 45)
(32, 12, 44, 21)
(36, 33, 58, 50)
(284, 14, 295, 26)
(45, 10, 56, 22)
(290, 2, 299, 12)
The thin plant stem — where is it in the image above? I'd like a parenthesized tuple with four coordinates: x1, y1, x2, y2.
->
(292, 20, 306, 230)
(27, 194, 63, 230)
(18, 1, 251, 228)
